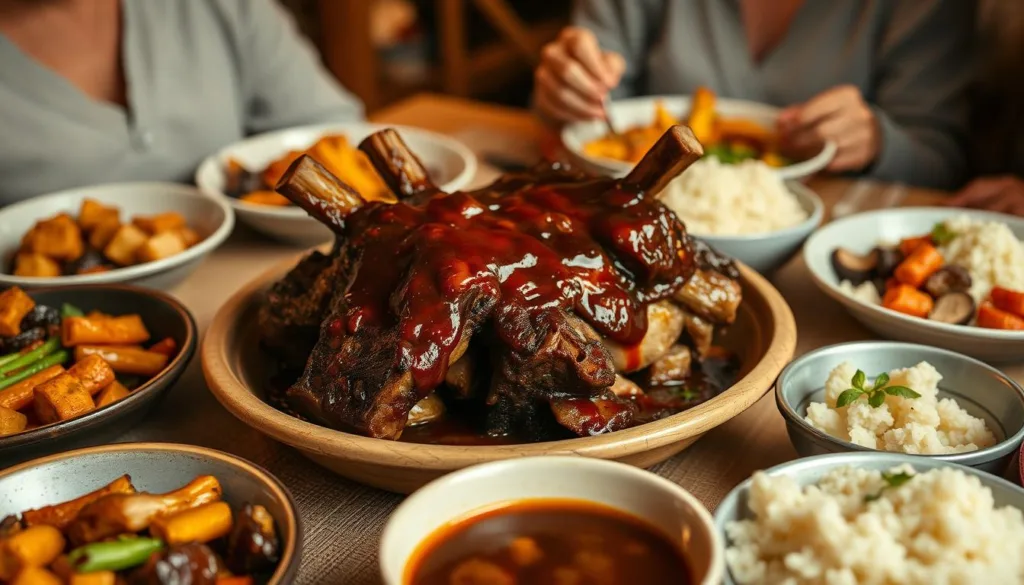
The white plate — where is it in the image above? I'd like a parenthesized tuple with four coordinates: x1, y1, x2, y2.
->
(195, 123, 478, 247)
(804, 207, 1024, 362)
(562, 95, 836, 180)
(0, 182, 234, 290)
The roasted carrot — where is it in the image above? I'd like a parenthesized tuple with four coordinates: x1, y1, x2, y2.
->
(990, 287, 1024, 319)
(216, 577, 254, 585)
(0, 365, 65, 411)
(885, 277, 901, 292)
(150, 501, 232, 546)
(73, 346, 168, 377)
(893, 243, 944, 288)
(882, 284, 934, 318)
(148, 337, 178, 357)
(62, 315, 150, 347)
(977, 302, 1024, 331)
(898, 235, 932, 257)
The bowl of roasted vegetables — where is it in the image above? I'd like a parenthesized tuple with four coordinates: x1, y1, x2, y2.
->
(562, 89, 836, 181)
(0, 183, 233, 290)
(194, 123, 477, 246)
(0, 285, 196, 463)
(0, 442, 300, 584)
(805, 207, 1024, 362)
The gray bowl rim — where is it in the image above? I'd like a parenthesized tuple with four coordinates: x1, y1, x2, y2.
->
(775, 340, 1024, 464)
(693, 181, 825, 243)
(0, 284, 197, 451)
(0, 441, 302, 585)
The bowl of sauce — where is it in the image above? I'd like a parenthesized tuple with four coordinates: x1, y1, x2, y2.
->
(380, 456, 723, 585)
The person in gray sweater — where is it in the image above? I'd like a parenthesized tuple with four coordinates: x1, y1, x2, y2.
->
(0, 0, 363, 204)
(535, 0, 976, 190)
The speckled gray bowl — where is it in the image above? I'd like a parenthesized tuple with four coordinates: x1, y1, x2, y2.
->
(0, 442, 301, 584)
(714, 452, 1024, 585)
(697, 182, 824, 275)
(776, 341, 1024, 475)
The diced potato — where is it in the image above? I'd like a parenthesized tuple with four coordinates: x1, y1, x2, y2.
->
(0, 365, 65, 411)
(0, 525, 65, 580)
(13, 253, 61, 278)
(69, 570, 117, 585)
(240, 191, 291, 206)
(33, 373, 94, 424)
(67, 354, 116, 395)
(175, 226, 201, 248)
(74, 346, 168, 377)
(132, 212, 186, 235)
(0, 286, 35, 336)
(62, 315, 150, 347)
(102, 224, 147, 266)
(20, 214, 83, 261)
(0, 406, 27, 436)
(77, 199, 120, 232)
(88, 219, 121, 250)
(95, 380, 130, 407)
(136, 231, 186, 263)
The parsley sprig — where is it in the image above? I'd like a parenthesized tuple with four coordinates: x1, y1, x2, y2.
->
(864, 470, 914, 502)
(835, 370, 921, 409)
(931, 222, 957, 246)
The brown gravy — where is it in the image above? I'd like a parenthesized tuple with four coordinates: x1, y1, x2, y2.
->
(406, 499, 691, 585)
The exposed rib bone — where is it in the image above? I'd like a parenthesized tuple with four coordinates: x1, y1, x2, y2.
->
(358, 128, 438, 198)
(275, 154, 365, 233)
(622, 125, 704, 195)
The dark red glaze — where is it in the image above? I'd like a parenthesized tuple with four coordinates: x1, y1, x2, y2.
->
(335, 168, 695, 393)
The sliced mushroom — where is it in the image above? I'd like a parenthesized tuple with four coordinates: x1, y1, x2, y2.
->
(830, 248, 879, 285)
(928, 292, 975, 325)
(874, 246, 904, 278)
(923, 265, 972, 298)
(406, 393, 446, 426)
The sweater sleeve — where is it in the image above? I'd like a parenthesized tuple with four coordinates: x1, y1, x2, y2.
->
(866, 0, 975, 189)
(571, 0, 663, 99)
(230, 0, 364, 133)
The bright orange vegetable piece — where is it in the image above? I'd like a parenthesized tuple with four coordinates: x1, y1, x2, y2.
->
(216, 577, 254, 585)
(977, 302, 1024, 330)
(148, 337, 178, 357)
(898, 235, 933, 257)
(882, 284, 935, 318)
(893, 243, 944, 288)
(990, 287, 1024, 319)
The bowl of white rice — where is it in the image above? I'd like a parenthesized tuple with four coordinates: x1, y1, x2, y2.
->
(658, 158, 824, 274)
(714, 452, 1024, 585)
(804, 208, 1024, 362)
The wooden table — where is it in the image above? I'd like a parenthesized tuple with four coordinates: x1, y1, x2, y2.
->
(114, 94, 1023, 584)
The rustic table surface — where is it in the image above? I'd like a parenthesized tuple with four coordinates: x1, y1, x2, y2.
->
(103, 94, 1023, 584)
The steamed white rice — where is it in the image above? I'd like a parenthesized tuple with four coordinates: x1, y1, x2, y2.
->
(658, 157, 808, 235)
(938, 215, 1024, 301)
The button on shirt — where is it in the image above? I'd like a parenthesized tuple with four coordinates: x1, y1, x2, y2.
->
(0, 0, 364, 204)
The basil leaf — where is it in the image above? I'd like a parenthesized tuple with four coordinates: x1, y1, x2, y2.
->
(881, 471, 914, 488)
(931, 223, 956, 246)
(872, 372, 890, 390)
(852, 370, 867, 390)
(884, 385, 921, 399)
(836, 389, 863, 408)
(868, 391, 887, 408)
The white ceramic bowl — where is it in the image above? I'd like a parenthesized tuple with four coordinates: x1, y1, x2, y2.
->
(562, 95, 837, 180)
(379, 456, 723, 585)
(692, 181, 824, 274)
(804, 207, 1024, 362)
(0, 182, 233, 290)
(195, 123, 478, 247)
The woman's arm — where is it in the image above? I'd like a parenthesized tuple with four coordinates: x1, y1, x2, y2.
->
(227, 0, 364, 133)
(571, 0, 662, 99)
(867, 0, 976, 189)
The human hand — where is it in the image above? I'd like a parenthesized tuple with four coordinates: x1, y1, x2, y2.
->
(948, 176, 1024, 216)
(777, 85, 881, 172)
(534, 27, 625, 124)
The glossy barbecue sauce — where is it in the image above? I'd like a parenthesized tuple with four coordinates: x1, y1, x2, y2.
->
(406, 499, 691, 585)
(332, 168, 694, 393)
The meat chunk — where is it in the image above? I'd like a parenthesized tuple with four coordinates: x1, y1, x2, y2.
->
(680, 309, 715, 358)
(645, 344, 693, 386)
(602, 301, 685, 373)
(673, 269, 742, 325)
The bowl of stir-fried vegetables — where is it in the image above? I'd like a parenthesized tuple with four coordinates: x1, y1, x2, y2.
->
(0, 285, 196, 464)
(562, 89, 836, 181)
(0, 442, 300, 584)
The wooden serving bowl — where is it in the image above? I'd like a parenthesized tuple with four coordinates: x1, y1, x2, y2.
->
(202, 254, 796, 494)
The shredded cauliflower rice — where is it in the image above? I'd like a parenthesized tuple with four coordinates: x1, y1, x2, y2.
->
(725, 465, 1024, 585)
(657, 157, 808, 235)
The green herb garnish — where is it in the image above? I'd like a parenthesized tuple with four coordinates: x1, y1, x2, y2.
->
(835, 370, 921, 409)
(864, 470, 914, 502)
(931, 222, 957, 246)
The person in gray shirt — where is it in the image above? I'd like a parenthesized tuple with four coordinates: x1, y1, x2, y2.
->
(0, 0, 363, 205)
(535, 0, 975, 190)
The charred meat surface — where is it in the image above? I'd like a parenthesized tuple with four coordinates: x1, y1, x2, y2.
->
(261, 126, 744, 442)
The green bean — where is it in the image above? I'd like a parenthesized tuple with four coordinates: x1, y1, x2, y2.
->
(61, 303, 85, 318)
(0, 337, 60, 377)
(69, 536, 165, 573)
(0, 350, 68, 390)
(0, 350, 22, 368)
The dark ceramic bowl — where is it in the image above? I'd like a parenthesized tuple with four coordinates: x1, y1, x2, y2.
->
(0, 285, 196, 465)
(0, 442, 301, 584)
